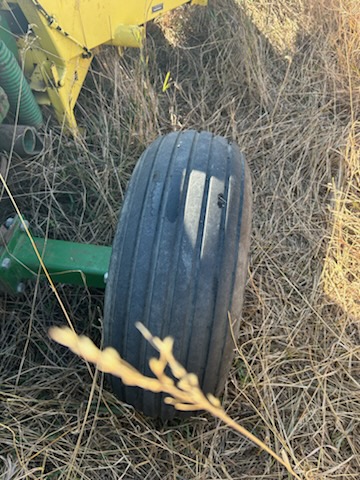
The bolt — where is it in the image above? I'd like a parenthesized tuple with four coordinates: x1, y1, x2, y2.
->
(20, 220, 30, 232)
(16, 283, 25, 294)
(104, 272, 108, 284)
(82, 50, 92, 59)
(1, 257, 11, 270)
(4, 217, 14, 229)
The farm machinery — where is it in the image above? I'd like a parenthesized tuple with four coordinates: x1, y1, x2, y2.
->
(0, 0, 252, 419)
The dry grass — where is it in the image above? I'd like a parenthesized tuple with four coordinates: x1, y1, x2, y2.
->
(0, 0, 359, 478)
(48, 324, 300, 478)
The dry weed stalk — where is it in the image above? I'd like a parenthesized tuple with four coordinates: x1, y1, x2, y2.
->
(49, 324, 301, 479)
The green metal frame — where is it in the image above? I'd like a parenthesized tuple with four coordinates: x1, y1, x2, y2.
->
(0, 216, 111, 294)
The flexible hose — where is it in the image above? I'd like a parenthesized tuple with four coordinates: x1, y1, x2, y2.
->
(0, 86, 9, 123)
(0, 40, 43, 127)
(0, 125, 43, 156)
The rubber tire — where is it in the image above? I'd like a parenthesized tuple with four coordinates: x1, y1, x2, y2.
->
(104, 130, 252, 419)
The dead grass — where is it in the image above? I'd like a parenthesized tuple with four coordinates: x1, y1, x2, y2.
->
(0, 0, 359, 478)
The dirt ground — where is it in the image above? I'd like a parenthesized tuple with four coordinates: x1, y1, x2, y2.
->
(1, 0, 359, 478)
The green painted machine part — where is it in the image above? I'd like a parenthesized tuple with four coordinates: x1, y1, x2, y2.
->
(0, 216, 111, 294)
(0, 40, 43, 128)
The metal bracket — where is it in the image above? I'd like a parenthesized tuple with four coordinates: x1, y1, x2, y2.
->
(0, 216, 111, 294)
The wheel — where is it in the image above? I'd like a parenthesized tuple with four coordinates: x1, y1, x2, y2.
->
(104, 130, 252, 419)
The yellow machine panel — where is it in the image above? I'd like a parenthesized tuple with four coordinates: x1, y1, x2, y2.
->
(1, 0, 207, 131)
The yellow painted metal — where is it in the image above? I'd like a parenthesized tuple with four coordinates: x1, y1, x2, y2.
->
(3, 0, 207, 131)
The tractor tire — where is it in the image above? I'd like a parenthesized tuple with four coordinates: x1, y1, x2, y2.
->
(104, 130, 252, 419)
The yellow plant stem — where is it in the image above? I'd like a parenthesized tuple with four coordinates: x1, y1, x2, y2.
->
(50, 324, 301, 479)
